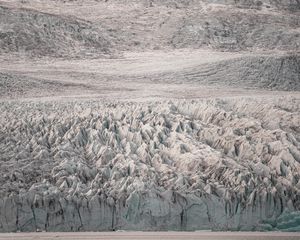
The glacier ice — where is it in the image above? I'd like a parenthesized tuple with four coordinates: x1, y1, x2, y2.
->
(0, 97, 299, 232)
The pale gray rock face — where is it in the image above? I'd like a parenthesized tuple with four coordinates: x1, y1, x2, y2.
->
(0, 98, 299, 232)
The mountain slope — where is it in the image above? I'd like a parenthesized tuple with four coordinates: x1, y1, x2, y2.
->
(0, 5, 112, 57)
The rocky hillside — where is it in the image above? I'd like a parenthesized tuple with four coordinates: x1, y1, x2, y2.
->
(171, 7, 299, 51)
(0, 0, 299, 54)
(0, 5, 113, 57)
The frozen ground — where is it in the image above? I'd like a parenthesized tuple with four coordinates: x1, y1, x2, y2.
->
(0, 0, 299, 233)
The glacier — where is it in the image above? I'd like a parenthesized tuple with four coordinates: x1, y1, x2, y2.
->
(0, 97, 299, 232)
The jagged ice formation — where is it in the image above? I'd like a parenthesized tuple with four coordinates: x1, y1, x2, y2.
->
(0, 97, 299, 232)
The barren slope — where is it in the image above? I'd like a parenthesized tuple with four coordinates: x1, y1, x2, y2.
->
(0, 5, 113, 57)
(0, 51, 299, 100)
(0, 0, 299, 52)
